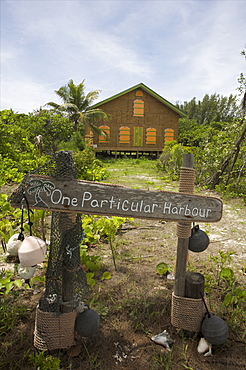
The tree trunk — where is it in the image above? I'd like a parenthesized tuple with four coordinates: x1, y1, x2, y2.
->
(211, 118, 246, 189)
(225, 145, 240, 185)
(211, 92, 246, 189)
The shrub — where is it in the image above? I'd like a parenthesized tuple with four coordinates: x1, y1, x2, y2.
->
(157, 142, 193, 179)
(73, 147, 106, 181)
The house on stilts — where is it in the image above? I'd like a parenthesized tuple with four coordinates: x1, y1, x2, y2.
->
(85, 83, 185, 158)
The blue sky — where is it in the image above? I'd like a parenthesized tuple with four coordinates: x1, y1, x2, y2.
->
(1, 0, 245, 113)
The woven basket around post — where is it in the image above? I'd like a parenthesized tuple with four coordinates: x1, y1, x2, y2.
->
(171, 293, 206, 332)
(34, 307, 76, 350)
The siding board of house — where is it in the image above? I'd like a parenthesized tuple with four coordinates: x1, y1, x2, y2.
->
(86, 83, 185, 156)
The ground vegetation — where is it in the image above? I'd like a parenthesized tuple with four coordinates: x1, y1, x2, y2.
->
(0, 158, 245, 369)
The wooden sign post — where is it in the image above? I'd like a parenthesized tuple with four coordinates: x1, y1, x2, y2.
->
(174, 154, 195, 297)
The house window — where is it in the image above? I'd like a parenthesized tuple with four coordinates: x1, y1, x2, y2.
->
(146, 128, 156, 144)
(136, 90, 143, 97)
(119, 126, 130, 144)
(133, 99, 144, 117)
(165, 128, 174, 142)
(99, 125, 110, 143)
(85, 130, 94, 146)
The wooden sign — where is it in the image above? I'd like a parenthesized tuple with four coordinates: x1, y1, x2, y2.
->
(10, 175, 222, 222)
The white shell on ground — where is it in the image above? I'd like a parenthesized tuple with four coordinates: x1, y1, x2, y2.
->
(197, 337, 212, 356)
(197, 337, 209, 353)
(151, 330, 174, 351)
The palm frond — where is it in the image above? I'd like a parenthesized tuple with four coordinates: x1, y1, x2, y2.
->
(88, 123, 109, 138)
(81, 109, 110, 123)
(46, 102, 61, 109)
(60, 103, 79, 112)
(54, 86, 70, 102)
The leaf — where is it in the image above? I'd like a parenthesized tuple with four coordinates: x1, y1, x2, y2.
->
(86, 261, 99, 272)
(235, 287, 243, 297)
(0, 277, 11, 285)
(13, 279, 23, 288)
(4, 282, 13, 294)
(223, 292, 233, 306)
(241, 290, 246, 301)
(86, 272, 96, 287)
(87, 277, 96, 288)
(156, 262, 168, 275)
(86, 272, 95, 279)
(101, 271, 111, 280)
(220, 267, 234, 280)
(32, 275, 46, 282)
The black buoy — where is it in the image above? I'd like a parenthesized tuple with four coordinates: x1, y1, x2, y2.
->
(75, 308, 100, 337)
(202, 312, 229, 345)
(188, 224, 210, 253)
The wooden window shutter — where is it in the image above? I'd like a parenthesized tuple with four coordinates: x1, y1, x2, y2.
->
(146, 128, 156, 144)
(133, 99, 144, 117)
(136, 90, 143, 97)
(99, 125, 110, 143)
(165, 128, 174, 142)
(119, 126, 130, 143)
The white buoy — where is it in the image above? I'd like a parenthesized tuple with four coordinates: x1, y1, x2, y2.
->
(18, 236, 46, 267)
(18, 264, 36, 280)
(6, 234, 22, 256)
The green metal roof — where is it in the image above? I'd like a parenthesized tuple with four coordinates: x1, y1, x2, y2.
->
(91, 83, 186, 117)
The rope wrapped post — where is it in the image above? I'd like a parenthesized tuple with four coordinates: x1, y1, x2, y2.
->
(172, 154, 206, 333)
(174, 154, 195, 297)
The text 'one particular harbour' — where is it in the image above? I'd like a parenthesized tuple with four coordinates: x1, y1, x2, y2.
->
(49, 188, 214, 220)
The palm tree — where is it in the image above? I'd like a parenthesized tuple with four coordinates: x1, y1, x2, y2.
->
(46, 79, 110, 134)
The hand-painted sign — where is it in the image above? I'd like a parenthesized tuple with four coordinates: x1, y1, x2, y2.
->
(10, 175, 223, 222)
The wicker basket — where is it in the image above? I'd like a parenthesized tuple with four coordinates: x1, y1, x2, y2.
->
(171, 293, 206, 332)
(34, 307, 76, 350)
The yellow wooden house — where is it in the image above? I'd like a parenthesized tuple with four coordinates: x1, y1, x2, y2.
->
(85, 83, 185, 157)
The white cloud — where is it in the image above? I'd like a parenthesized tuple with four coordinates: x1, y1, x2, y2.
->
(1, 76, 57, 113)
(1, 0, 245, 113)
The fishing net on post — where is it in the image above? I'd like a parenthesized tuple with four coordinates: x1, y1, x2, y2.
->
(39, 151, 90, 313)
(10, 151, 90, 314)
(38, 210, 90, 313)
